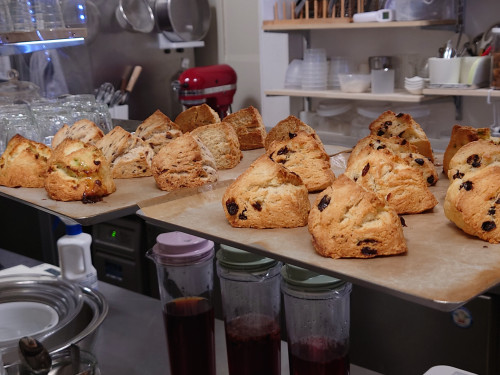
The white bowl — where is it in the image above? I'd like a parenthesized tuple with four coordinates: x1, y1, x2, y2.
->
(339, 74, 371, 93)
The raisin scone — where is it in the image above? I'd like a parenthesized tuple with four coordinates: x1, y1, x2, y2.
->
(222, 106, 267, 150)
(264, 115, 323, 151)
(151, 133, 218, 192)
(267, 131, 335, 192)
(344, 145, 438, 215)
(135, 109, 182, 153)
(174, 103, 221, 133)
(96, 126, 154, 178)
(51, 119, 104, 149)
(348, 135, 438, 186)
(222, 154, 310, 228)
(444, 163, 500, 243)
(369, 110, 434, 162)
(443, 125, 494, 176)
(308, 174, 407, 259)
(45, 138, 116, 202)
(446, 139, 500, 181)
(0, 134, 52, 188)
(191, 122, 242, 170)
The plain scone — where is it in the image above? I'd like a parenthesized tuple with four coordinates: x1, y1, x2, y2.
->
(51, 119, 104, 149)
(444, 163, 500, 243)
(369, 110, 434, 162)
(267, 131, 335, 192)
(151, 133, 218, 192)
(344, 145, 438, 214)
(174, 103, 221, 133)
(348, 135, 438, 186)
(190, 122, 242, 169)
(96, 126, 154, 178)
(45, 138, 116, 202)
(0, 134, 52, 188)
(222, 106, 267, 150)
(264, 115, 323, 150)
(222, 154, 310, 228)
(308, 174, 407, 259)
(135, 109, 182, 153)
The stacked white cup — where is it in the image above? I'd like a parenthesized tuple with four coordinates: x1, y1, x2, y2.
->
(301, 48, 328, 90)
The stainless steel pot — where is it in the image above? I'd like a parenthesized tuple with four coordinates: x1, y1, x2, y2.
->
(151, 0, 211, 42)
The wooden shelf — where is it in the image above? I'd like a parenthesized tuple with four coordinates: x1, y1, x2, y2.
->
(262, 19, 455, 31)
(265, 88, 434, 103)
(423, 87, 500, 98)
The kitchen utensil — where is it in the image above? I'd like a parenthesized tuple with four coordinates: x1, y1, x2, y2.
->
(443, 39, 456, 58)
(18, 336, 52, 375)
(95, 82, 114, 104)
(115, 0, 154, 33)
(152, 0, 211, 42)
(116, 65, 142, 106)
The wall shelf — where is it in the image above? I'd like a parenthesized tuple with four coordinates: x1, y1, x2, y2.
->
(423, 87, 500, 98)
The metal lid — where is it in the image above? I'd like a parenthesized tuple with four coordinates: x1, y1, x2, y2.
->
(281, 264, 345, 290)
(217, 244, 278, 271)
(151, 231, 214, 265)
(368, 56, 392, 70)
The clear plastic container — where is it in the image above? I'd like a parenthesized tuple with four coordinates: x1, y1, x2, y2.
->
(490, 27, 500, 90)
(392, 0, 456, 21)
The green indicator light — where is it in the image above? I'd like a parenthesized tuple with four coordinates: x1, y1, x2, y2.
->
(111, 230, 117, 238)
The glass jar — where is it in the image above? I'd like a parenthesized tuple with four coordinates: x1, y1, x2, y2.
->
(490, 27, 500, 89)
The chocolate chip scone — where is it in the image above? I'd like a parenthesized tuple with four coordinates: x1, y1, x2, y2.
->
(348, 135, 438, 186)
(267, 131, 335, 192)
(446, 139, 500, 181)
(135, 109, 182, 154)
(264, 115, 323, 151)
(369, 110, 434, 162)
(345, 145, 438, 215)
(0, 134, 52, 188)
(45, 138, 116, 202)
(308, 174, 407, 259)
(222, 154, 310, 228)
(152, 133, 218, 192)
(444, 163, 500, 243)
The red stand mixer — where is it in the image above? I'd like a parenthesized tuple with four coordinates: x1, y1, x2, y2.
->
(172, 64, 237, 119)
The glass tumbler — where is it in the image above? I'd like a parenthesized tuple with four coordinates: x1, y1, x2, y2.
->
(281, 264, 352, 375)
(216, 244, 282, 375)
(0, 0, 13, 33)
(146, 231, 216, 375)
(0, 103, 42, 146)
(8, 0, 35, 31)
(30, 103, 72, 146)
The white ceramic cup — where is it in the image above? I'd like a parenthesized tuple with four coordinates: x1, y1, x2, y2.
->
(428, 57, 461, 84)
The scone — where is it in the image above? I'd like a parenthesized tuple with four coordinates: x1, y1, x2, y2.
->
(96, 126, 154, 178)
(267, 131, 335, 192)
(446, 139, 500, 181)
(308, 174, 407, 259)
(52, 119, 104, 149)
(151, 133, 218, 191)
(348, 135, 438, 186)
(174, 103, 221, 133)
(222, 106, 267, 150)
(444, 163, 500, 243)
(443, 125, 492, 175)
(264, 115, 323, 150)
(190, 122, 242, 170)
(135, 109, 182, 153)
(45, 138, 116, 202)
(222, 154, 310, 228)
(0, 134, 52, 188)
(344, 145, 438, 214)
(369, 110, 434, 162)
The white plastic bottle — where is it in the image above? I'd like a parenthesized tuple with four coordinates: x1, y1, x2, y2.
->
(57, 224, 98, 289)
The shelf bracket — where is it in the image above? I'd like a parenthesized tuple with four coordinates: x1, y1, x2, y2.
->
(453, 96, 462, 121)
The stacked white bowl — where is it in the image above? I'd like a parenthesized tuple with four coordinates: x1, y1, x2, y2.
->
(284, 59, 303, 89)
(301, 48, 328, 90)
(404, 76, 427, 94)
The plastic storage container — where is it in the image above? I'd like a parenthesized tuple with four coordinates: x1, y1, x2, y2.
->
(490, 27, 500, 89)
(391, 0, 456, 21)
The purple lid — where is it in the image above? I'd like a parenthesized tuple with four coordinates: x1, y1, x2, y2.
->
(150, 231, 214, 265)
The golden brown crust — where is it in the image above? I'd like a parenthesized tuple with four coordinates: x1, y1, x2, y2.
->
(368, 110, 434, 162)
(443, 125, 492, 175)
(174, 104, 221, 133)
(190, 122, 242, 170)
(51, 119, 104, 149)
(222, 154, 310, 228)
(444, 163, 500, 243)
(151, 133, 218, 191)
(0, 134, 52, 188)
(447, 139, 500, 181)
(44, 138, 116, 202)
(96, 126, 154, 179)
(344, 145, 438, 214)
(135, 109, 182, 154)
(267, 131, 335, 192)
(308, 174, 407, 259)
(222, 106, 267, 150)
(264, 115, 323, 151)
